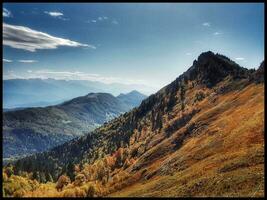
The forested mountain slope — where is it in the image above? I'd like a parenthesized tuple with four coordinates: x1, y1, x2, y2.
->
(5, 51, 264, 197)
(3, 91, 146, 161)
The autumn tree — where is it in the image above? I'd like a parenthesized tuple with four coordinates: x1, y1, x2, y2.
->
(115, 148, 124, 167)
(5, 166, 14, 177)
(56, 175, 71, 191)
(3, 172, 8, 182)
(123, 158, 131, 169)
(87, 184, 96, 197)
(96, 161, 106, 181)
(74, 174, 86, 186)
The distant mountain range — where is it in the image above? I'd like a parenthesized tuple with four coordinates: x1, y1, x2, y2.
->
(3, 78, 154, 108)
(3, 90, 147, 162)
(117, 90, 147, 108)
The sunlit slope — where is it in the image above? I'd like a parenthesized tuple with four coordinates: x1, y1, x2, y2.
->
(110, 83, 264, 197)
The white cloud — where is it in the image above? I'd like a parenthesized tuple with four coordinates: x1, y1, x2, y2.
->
(5, 69, 148, 85)
(213, 31, 223, 36)
(235, 57, 245, 61)
(3, 58, 13, 63)
(202, 22, 210, 27)
(186, 53, 192, 56)
(4, 70, 24, 79)
(44, 11, 63, 17)
(4, 70, 157, 94)
(33, 70, 110, 82)
(18, 60, 38, 63)
(88, 17, 109, 24)
(3, 23, 94, 52)
(3, 8, 12, 17)
(112, 19, 119, 25)
(44, 11, 68, 20)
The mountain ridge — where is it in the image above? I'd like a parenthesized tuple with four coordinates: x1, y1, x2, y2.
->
(3, 91, 146, 162)
(6, 51, 264, 197)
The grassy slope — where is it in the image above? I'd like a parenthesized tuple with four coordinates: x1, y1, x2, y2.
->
(110, 83, 264, 197)
(5, 81, 263, 198)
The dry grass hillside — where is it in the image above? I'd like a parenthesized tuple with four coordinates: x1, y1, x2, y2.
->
(110, 82, 264, 197)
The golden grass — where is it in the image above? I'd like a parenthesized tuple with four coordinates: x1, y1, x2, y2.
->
(110, 83, 264, 197)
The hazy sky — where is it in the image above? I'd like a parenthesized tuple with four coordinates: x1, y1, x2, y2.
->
(3, 3, 264, 92)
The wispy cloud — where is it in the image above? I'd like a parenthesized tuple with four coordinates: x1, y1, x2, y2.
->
(112, 19, 119, 25)
(3, 8, 12, 17)
(185, 53, 192, 56)
(213, 31, 223, 36)
(86, 16, 116, 24)
(235, 57, 245, 61)
(4, 70, 157, 94)
(44, 11, 68, 20)
(202, 22, 210, 27)
(4, 69, 148, 86)
(3, 58, 13, 63)
(3, 23, 94, 52)
(18, 60, 38, 63)
(45, 11, 63, 17)
(4, 71, 25, 79)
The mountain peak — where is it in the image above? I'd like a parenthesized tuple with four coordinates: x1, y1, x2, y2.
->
(117, 90, 147, 109)
(197, 50, 215, 60)
(117, 90, 146, 98)
(128, 90, 142, 95)
(182, 51, 249, 87)
(61, 92, 115, 106)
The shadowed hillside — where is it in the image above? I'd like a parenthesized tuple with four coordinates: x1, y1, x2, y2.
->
(4, 52, 264, 197)
(3, 91, 146, 162)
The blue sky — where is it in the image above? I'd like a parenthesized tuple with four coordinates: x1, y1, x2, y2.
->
(3, 3, 264, 93)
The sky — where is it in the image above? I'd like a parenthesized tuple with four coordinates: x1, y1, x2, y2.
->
(3, 3, 264, 93)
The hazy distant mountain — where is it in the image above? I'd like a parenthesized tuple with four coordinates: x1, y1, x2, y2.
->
(3, 91, 146, 162)
(3, 79, 154, 108)
(117, 90, 147, 109)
